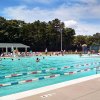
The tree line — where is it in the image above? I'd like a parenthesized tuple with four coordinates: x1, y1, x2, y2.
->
(0, 16, 100, 51)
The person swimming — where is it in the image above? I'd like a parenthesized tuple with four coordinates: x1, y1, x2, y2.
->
(36, 58, 40, 62)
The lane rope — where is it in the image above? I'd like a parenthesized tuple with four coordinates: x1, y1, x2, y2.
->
(0, 62, 100, 79)
(0, 66, 99, 88)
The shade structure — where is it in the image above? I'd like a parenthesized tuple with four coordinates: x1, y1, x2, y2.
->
(0, 43, 29, 48)
(82, 44, 87, 47)
(0, 43, 30, 54)
(82, 44, 87, 54)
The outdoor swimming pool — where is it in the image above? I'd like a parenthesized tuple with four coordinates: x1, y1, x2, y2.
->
(0, 54, 100, 97)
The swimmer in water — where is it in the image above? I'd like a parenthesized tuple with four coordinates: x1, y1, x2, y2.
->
(36, 58, 40, 62)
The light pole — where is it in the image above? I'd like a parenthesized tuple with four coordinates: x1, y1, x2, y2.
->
(55, 25, 63, 51)
(60, 28, 62, 51)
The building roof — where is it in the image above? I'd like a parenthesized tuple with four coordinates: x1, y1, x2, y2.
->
(0, 43, 29, 48)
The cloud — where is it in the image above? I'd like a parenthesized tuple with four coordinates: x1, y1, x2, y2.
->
(64, 20, 88, 35)
(76, 23, 100, 36)
(3, 2, 100, 21)
(2, 0, 100, 35)
(79, 0, 98, 5)
(77, 23, 100, 35)
(1, 5, 83, 22)
(3, 6, 62, 22)
(3, 5, 72, 22)
(64, 20, 100, 35)
(64, 20, 78, 29)
(22, 0, 53, 4)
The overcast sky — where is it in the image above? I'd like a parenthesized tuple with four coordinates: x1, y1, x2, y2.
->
(0, 0, 100, 35)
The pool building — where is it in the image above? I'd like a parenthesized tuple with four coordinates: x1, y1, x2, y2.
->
(0, 43, 30, 54)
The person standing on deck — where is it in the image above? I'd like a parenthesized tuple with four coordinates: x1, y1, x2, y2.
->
(45, 48, 48, 55)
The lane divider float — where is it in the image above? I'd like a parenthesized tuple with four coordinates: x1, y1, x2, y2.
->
(0, 62, 100, 79)
(0, 66, 99, 88)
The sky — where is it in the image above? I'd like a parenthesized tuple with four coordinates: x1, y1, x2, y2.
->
(0, 0, 100, 35)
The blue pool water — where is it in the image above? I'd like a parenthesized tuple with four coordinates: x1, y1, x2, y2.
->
(0, 54, 100, 97)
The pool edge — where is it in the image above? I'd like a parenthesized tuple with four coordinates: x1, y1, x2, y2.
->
(0, 74, 100, 100)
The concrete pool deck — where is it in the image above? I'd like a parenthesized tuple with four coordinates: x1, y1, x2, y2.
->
(20, 75, 100, 100)
(0, 74, 100, 100)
